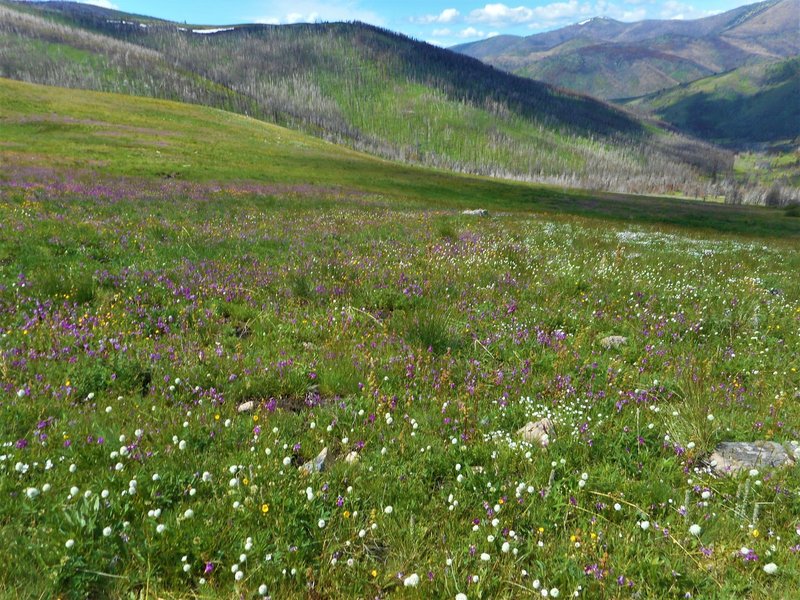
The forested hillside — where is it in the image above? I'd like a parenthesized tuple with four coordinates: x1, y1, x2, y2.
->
(0, 0, 733, 196)
(627, 57, 800, 148)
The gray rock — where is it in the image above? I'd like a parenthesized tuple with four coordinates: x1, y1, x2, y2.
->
(517, 418, 555, 447)
(600, 335, 628, 349)
(709, 441, 796, 476)
(785, 441, 800, 461)
(299, 447, 328, 475)
(237, 401, 255, 413)
(462, 209, 489, 217)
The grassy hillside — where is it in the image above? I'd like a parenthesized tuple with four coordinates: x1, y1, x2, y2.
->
(0, 0, 733, 197)
(453, 0, 799, 100)
(0, 4, 261, 114)
(2, 78, 799, 236)
(627, 57, 800, 147)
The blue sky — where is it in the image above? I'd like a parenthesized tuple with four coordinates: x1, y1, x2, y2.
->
(64, 0, 759, 46)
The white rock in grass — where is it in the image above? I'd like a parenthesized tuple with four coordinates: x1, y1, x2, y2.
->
(709, 441, 795, 476)
(299, 447, 328, 475)
(344, 451, 360, 465)
(462, 209, 489, 216)
(517, 418, 556, 447)
(787, 441, 799, 461)
(600, 335, 628, 349)
(237, 401, 255, 413)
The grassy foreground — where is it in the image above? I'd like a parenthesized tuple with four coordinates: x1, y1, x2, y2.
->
(0, 79, 799, 598)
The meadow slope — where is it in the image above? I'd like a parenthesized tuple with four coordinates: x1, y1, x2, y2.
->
(0, 79, 799, 599)
(2, 78, 798, 237)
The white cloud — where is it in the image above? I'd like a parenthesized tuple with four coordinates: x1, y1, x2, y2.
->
(620, 8, 646, 20)
(468, 3, 535, 24)
(456, 0, 660, 31)
(459, 26, 486, 37)
(253, 0, 386, 26)
(413, 8, 461, 24)
(658, 0, 718, 19)
(467, 1, 597, 26)
(427, 25, 499, 41)
(533, 0, 586, 21)
(449, 27, 501, 39)
(439, 8, 461, 22)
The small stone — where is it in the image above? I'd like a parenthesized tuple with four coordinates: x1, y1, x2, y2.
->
(600, 335, 628, 349)
(237, 401, 255, 413)
(462, 209, 489, 216)
(344, 451, 360, 465)
(517, 418, 556, 447)
(709, 441, 794, 476)
(299, 447, 328, 475)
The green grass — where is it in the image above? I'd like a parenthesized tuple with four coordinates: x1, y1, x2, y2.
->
(1, 78, 798, 239)
(0, 78, 799, 599)
(735, 151, 800, 188)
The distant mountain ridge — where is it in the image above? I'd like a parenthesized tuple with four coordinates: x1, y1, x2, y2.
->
(453, 0, 799, 99)
(0, 0, 733, 197)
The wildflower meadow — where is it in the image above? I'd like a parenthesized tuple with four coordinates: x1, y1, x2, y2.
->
(1, 79, 798, 599)
(1, 176, 798, 599)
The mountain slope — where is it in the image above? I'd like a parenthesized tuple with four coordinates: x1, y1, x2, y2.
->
(626, 57, 800, 147)
(0, 0, 738, 197)
(2, 77, 798, 234)
(453, 0, 799, 99)
(515, 43, 714, 100)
